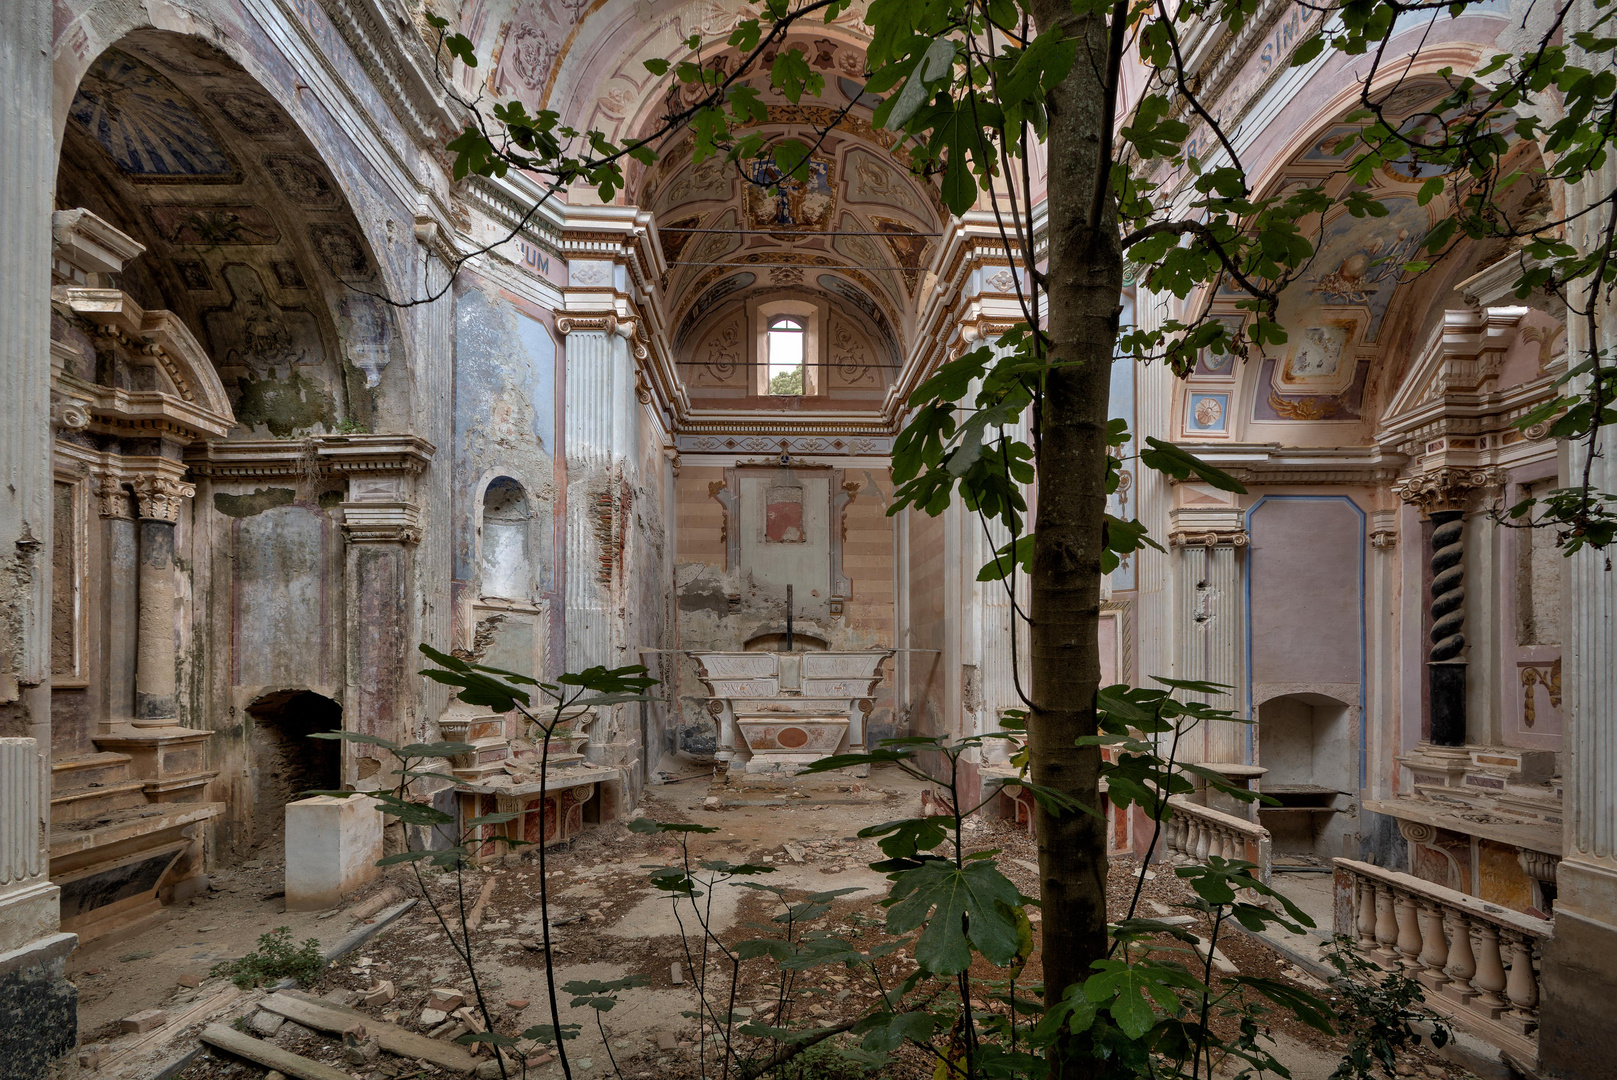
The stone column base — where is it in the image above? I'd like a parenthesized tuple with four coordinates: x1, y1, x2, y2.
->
(0, 932, 78, 1079)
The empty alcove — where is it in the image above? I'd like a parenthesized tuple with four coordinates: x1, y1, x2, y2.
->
(1255, 692, 1355, 857)
(480, 476, 533, 601)
(245, 690, 342, 857)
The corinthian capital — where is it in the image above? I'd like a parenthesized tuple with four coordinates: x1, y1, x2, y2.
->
(1394, 467, 1501, 516)
(130, 473, 195, 521)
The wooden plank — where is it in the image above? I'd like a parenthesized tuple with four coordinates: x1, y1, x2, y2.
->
(198, 1024, 353, 1080)
(101, 985, 243, 1079)
(263, 991, 477, 1074)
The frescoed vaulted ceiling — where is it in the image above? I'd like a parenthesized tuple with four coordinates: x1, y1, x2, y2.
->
(1180, 78, 1547, 441)
(446, 1, 945, 403)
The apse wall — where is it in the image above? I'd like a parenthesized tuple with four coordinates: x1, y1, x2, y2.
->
(669, 464, 897, 758)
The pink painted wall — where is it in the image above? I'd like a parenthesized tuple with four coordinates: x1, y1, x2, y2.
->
(1249, 498, 1363, 686)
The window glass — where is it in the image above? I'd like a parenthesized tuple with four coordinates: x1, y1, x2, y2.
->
(766, 317, 805, 396)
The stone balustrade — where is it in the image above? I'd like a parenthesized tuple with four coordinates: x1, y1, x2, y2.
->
(1333, 858, 1551, 1060)
(1163, 795, 1273, 885)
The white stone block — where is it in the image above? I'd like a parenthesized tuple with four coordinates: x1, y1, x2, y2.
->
(284, 795, 383, 911)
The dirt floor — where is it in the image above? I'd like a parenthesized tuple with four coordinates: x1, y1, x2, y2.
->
(72, 766, 1479, 1080)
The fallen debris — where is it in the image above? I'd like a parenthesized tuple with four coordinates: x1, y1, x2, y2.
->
(262, 990, 478, 1074)
(464, 878, 497, 931)
(198, 1024, 354, 1080)
(362, 979, 396, 1006)
(348, 887, 402, 922)
(120, 1009, 167, 1033)
(427, 987, 467, 1011)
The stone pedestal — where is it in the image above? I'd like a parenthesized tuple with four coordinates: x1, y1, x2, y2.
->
(284, 796, 383, 911)
(1195, 762, 1267, 820)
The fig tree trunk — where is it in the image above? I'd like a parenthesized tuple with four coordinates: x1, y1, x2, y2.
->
(1027, 0, 1124, 1054)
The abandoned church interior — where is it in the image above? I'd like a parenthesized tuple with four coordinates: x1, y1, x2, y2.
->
(1, 0, 1615, 1077)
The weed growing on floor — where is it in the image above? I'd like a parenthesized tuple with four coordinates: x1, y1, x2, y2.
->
(312, 648, 658, 1080)
(210, 926, 324, 989)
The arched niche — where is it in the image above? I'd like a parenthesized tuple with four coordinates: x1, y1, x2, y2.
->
(479, 476, 535, 602)
(243, 689, 342, 860)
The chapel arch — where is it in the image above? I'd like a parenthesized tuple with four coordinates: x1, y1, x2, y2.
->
(54, 29, 408, 438)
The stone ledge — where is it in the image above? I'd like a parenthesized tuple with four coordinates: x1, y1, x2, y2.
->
(1364, 797, 1561, 856)
(0, 931, 77, 979)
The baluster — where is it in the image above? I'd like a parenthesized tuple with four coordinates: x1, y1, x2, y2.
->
(1194, 819, 1211, 862)
(1374, 884, 1400, 963)
(1471, 921, 1508, 1016)
(1416, 901, 1450, 988)
(1395, 891, 1424, 972)
(1356, 878, 1378, 947)
(1442, 912, 1478, 1003)
(1503, 932, 1540, 1027)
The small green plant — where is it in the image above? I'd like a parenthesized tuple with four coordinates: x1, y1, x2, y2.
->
(211, 926, 325, 989)
(773, 1040, 870, 1080)
(1322, 936, 1450, 1080)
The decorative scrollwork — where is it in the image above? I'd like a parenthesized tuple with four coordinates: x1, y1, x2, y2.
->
(1520, 658, 1562, 727)
(1398, 819, 1439, 845)
(1395, 467, 1501, 516)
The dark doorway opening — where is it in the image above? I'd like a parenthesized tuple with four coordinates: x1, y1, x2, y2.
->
(246, 690, 342, 857)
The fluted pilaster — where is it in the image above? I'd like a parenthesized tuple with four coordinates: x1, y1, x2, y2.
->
(559, 318, 636, 672)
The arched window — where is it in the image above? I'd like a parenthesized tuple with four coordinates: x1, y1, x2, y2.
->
(480, 477, 532, 601)
(766, 316, 805, 396)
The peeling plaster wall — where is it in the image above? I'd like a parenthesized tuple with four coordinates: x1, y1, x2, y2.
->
(186, 474, 348, 857)
(451, 283, 558, 680)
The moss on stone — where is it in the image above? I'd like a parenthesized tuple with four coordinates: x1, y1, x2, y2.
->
(234, 370, 338, 436)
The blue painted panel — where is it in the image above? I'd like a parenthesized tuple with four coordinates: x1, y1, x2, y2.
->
(69, 50, 236, 178)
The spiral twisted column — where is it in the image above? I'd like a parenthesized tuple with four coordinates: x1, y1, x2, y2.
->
(1396, 468, 1499, 747)
(1427, 509, 1467, 745)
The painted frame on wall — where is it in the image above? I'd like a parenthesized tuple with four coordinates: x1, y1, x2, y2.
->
(1184, 391, 1231, 436)
(51, 471, 90, 687)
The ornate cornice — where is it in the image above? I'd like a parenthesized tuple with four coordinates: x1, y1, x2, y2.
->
(185, 435, 434, 480)
(340, 501, 422, 545)
(295, 0, 460, 146)
(1395, 466, 1503, 516)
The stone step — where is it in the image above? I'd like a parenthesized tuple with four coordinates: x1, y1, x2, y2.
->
(49, 777, 150, 821)
(49, 800, 223, 866)
(50, 750, 134, 794)
(141, 769, 218, 803)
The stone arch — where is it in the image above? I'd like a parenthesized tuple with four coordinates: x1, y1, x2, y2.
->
(52, 25, 411, 436)
(242, 688, 343, 859)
